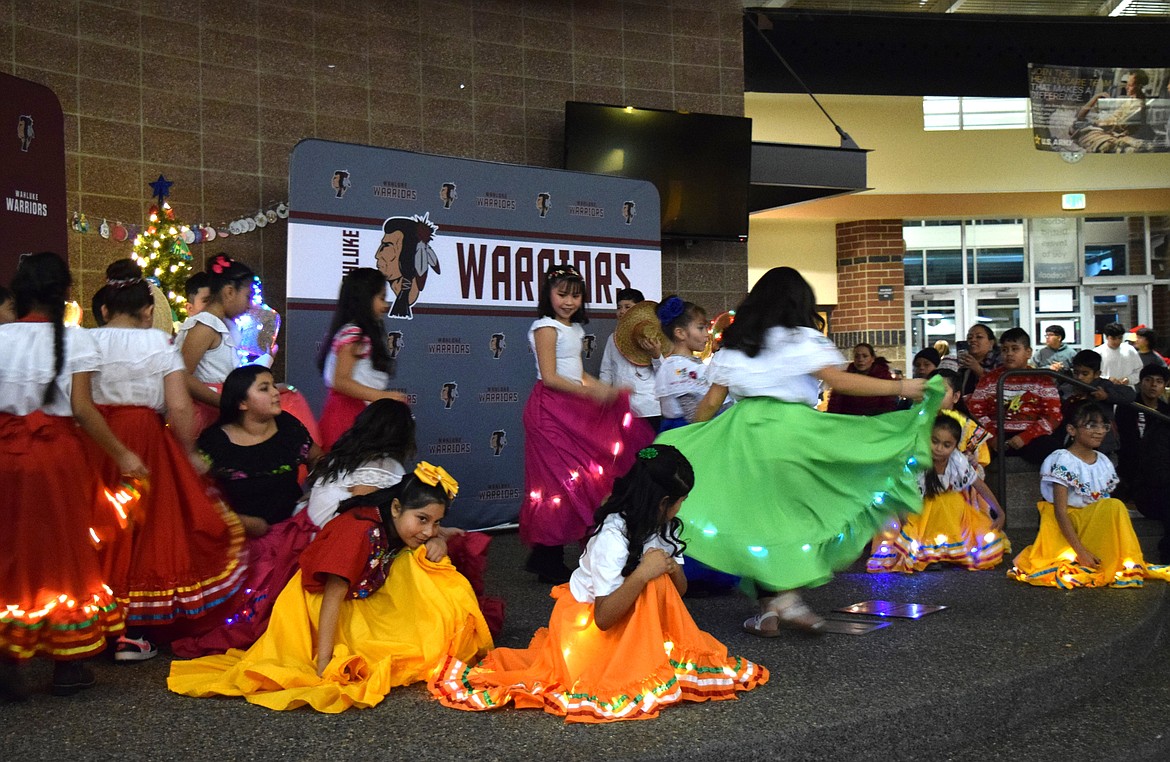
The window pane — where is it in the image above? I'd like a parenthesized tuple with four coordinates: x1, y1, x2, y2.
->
(923, 249, 963, 285)
(904, 250, 924, 286)
(973, 246, 1025, 283)
(1085, 245, 1127, 276)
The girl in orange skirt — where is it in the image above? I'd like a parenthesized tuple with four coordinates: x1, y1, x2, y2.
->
(0, 253, 130, 697)
(1010, 401, 1170, 588)
(431, 444, 767, 723)
(86, 260, 246, 660)
(868, 414, 1007, 572)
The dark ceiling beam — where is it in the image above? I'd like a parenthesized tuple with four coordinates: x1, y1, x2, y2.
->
(744, 10, 1170, 97)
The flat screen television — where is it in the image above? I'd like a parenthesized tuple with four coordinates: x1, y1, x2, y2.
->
(563, 102, 752, 242)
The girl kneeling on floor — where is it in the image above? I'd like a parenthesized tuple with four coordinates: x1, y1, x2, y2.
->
(1009, 401, 1170, 589)
(868, 413, 1007, 573)
(431, 444, 767, 723)
(168, 463, 493, 713)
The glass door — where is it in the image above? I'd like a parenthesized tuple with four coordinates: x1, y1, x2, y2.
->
(906, 289, 961, 369)
(966, 288, 1030, 345)
(1082, 284, 1151, 348)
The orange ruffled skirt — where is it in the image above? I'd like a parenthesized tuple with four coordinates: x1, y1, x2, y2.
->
(429, 576, 768, 723)
(867, 489, 1009, 573)
(0, 412, 124, 660)
(167, 546, 493, 713)
(1008, 499, 1170, 588)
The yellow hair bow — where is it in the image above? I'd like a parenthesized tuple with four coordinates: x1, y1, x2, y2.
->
(414, 461, 458, 499)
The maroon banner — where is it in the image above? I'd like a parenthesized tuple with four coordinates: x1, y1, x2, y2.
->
(0, 72, 68, 284)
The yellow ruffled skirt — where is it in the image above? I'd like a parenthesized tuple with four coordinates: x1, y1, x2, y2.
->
(1008, 499, 1170, 589)
(868, 489, 1009, 573)
(167, 546, 493, 713)
(429, 576, 767, 723)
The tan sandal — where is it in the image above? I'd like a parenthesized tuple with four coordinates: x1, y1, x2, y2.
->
(743, 610, 784, 637)
(768, 593, 826, 635)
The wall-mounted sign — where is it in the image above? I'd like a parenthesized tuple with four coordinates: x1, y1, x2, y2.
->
(877, 285, 894, 301)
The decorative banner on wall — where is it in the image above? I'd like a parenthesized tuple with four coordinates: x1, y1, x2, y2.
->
(1, 72, 67, 284)
(1029, 63, 1170, 154)
(1029, 217, 1080, 283)
(286, 140, 661, 530)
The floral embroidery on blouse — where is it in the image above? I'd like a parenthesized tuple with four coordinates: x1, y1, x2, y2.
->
(1048, 462, 1118, 503)
(351, 524, 397, 599)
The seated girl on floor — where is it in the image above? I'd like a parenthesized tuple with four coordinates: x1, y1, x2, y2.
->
(868, 413, 1007, 573)
(430, 444, 767, 724)
(1009, 401, 1170, 589)
(168, 463, 494, 713)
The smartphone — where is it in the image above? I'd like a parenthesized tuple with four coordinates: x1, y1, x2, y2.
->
(956, 341, 970, 353)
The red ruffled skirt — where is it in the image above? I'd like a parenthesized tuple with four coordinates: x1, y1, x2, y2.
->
(520, 383, 643, 547)
(0, 412, 124, 660)
(430, 576, 767, 723)
(171, 510, 319, 657)
(86, 405, 247, 626)
(318, 389, 367, 451)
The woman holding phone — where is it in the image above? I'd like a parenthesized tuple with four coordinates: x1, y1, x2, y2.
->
(957, 325, 1001, 409)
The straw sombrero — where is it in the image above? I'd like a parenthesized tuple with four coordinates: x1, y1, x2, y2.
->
(614, 300, 670, 367)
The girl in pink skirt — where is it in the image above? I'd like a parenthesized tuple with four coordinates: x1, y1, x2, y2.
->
(521, 264, 645, 583)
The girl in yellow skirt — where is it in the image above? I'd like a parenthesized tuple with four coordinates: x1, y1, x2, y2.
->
(430, 445, 767, 723)
(168, 463, 493, 713)
(868, 414, 1007, 572)
(1009, 402, 1170, 588)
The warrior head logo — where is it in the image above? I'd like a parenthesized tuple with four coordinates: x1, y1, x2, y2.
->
(387, 331, 404, 359)
(489, 332, 506, 360)
(536, 192, 551, 218)
(489, 430, 507, 456)
(331, 170, 351, 198)
(440, 382, 458, 410)
(377, 212, 440, 320)
(621, 201, 635, 224)
(440, 182, 457, 209)
(582, 333, 596, 359)
(17, 115, 34, 152)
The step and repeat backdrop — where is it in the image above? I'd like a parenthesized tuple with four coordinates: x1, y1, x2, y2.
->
(286, 140, 661, 529)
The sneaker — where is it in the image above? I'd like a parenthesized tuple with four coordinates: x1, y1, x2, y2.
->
(51, 662, 96, 696)
(114, 635, 158, 662)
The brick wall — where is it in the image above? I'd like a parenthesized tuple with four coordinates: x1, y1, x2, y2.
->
(832, 219, 906, 363)
(1, 0, 747, 373)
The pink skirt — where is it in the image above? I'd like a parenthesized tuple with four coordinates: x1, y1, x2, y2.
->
(520, 383, 639, 547)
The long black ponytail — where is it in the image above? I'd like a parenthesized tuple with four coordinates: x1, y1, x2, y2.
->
(11, 252, 72, 406)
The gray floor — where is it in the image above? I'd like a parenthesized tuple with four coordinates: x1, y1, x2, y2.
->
(3, 472, 1169, 761)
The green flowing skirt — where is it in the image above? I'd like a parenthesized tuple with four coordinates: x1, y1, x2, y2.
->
(656, 377, 943, 592)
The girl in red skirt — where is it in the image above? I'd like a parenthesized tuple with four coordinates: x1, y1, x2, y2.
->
(432, 444, 767, 723)
(317, 268, 408, 450)
(86, 260, 246, 661)
(0, 253, 135, 697)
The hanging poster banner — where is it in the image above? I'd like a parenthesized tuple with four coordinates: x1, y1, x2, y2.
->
(286, 140, 661, 530)
(1029, 64, 1170, 154)
(0, 73, 67, 283)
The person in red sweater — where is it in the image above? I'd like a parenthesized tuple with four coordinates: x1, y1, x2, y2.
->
(827, 342, 897, 416)
(966, 327, 1063, 465)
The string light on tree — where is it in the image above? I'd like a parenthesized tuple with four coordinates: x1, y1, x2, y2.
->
(131, 175, 193, 321)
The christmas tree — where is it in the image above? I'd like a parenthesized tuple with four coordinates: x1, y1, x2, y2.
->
(131, 175, 193, 322)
